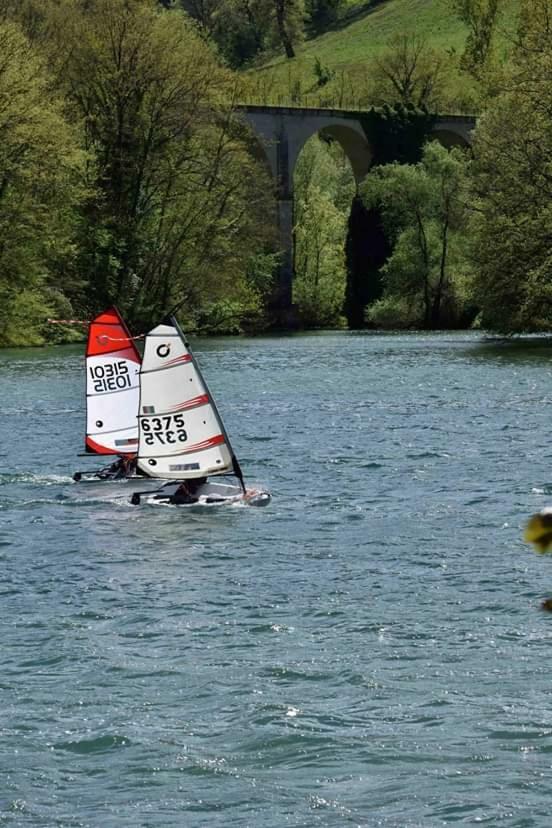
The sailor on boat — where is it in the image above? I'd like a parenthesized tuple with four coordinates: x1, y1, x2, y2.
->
(155, 477, 207, 505)
(101, 454, 138, 480)
(129, 315, 270, 507)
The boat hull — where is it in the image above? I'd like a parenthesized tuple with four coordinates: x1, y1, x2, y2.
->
(132, 479, 271, 507)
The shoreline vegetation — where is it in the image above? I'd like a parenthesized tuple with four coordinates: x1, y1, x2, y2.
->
(0, 0, 550, 347)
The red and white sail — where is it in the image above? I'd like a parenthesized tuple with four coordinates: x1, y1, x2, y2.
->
(85, 307, 141, 455)
(136, 320, 236, 479)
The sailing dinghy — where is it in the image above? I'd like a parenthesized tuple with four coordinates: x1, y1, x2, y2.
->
(73, 307, 143, 482)
(129, 316, 270, 506)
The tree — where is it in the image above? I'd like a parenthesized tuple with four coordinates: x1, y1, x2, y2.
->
(178, 0, 223, 34)
(294, 187, 347, 326)
(306, 0, 343, 34)
(451, 0, 503, 78)
(0, 0, 58, 42)
(177, 0, 266, 68)
(0, 18, 86, 346)
(267, 0, 304, 58)
(469, 0, 552, 332)
(362, 142, 472, 329)
(212, 0, 267, 67)
(293, 137, 354, 327)
(46, 0, 275, 330)
(367, 33, 447, 110)
(176, 0, 303, 65)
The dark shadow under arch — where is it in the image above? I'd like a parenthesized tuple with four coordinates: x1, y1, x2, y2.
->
(431, 129, 471, 150)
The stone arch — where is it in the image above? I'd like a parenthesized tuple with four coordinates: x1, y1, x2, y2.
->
(431, 128, 472, 150)
(237, 110, 374, 315)
(430, 116, 474, 150)
(318, 125, 373, 183)
(285, 117, 373, 193)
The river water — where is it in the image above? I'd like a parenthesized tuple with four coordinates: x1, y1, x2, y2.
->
(1, 331, 552, 827)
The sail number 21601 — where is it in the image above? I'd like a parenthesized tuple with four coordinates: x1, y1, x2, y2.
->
(141, 414, 187, 445)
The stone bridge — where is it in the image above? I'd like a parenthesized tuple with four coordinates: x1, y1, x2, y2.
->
(237, 104, 476, 310)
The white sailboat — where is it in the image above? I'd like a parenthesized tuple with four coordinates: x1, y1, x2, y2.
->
(130, 316, 270, 506)
(73, 307, 142, 481)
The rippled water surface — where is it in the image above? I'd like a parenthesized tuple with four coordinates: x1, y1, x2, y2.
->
(3, 331, 552, 827)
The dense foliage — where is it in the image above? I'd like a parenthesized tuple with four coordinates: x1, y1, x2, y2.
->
(468, 0, 552, 332)
(362, 143, 474, 329)
(293, 137, 354, 327)
(0, 17, 86, 346)
(451, 0, 504, 78)
(293, 0, 552, 335)
(0, 0, 277, 345)
(176, 0, 305, 67)
(57, 0, 275, 331)
(2, 0, 552, 344)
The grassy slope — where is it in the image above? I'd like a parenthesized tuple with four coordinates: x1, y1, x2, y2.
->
(244, 0, 519, 110)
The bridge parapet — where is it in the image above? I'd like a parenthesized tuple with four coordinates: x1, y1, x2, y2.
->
(238, 104, 475, 184)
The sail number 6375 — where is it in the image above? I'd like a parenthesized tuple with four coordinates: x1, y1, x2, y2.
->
(142, 413, 187, 445)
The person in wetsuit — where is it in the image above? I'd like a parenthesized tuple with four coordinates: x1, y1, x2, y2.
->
(99, 455, 137, 480)
(168, 477, 207, 504)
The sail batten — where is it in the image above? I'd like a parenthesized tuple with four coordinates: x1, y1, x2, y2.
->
(136, 319, 239, 480)
(85, 307, 141, 455)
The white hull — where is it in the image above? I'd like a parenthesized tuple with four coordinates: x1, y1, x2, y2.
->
(73, 467, 146, 483)
(133, 479, 271, 507)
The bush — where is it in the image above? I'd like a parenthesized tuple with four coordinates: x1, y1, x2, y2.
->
(313, 56, 335, 87)
(365, 296, 423, 329)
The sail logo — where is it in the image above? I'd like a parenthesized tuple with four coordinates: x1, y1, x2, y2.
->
(156, 344, 170, 358)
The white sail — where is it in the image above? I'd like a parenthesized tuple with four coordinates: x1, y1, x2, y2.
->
(85, 307, 141, 455)
(136, 321, 236, 480)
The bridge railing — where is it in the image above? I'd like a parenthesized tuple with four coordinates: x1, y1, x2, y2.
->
(234, 94, 478, 118)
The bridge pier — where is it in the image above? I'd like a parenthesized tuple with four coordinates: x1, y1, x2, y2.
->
(273, 122, 295, 316)
(275, 197, 294, 311)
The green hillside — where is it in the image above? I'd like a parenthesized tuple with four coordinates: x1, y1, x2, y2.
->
(244, 0, 520, 111)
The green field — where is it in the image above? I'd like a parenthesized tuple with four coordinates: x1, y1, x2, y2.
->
(244, 0, 520, 111)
